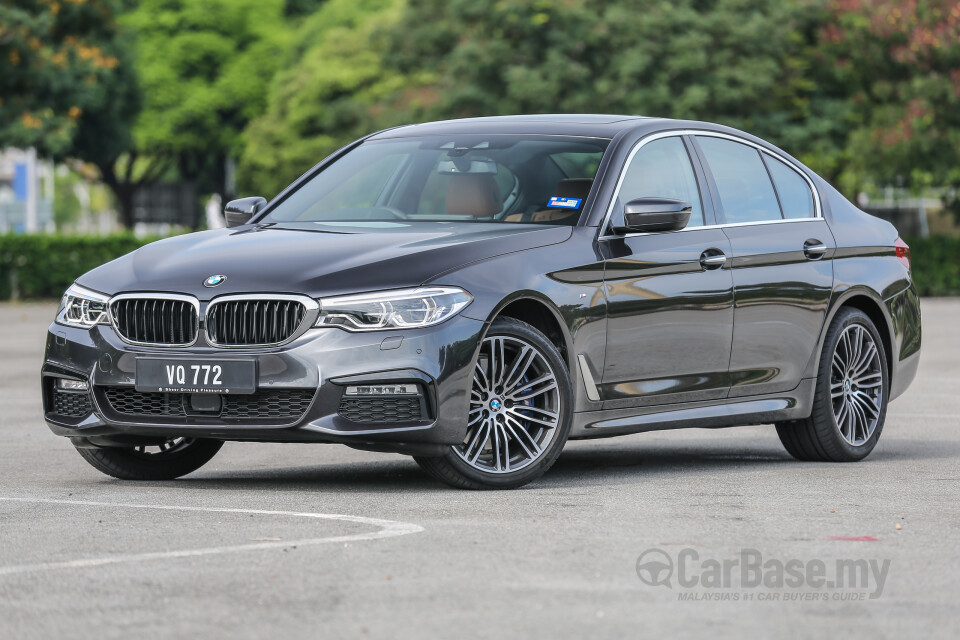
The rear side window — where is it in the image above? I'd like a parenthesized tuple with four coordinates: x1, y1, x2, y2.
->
(696, 136, 781, 224)
(764, 155, 815, 219)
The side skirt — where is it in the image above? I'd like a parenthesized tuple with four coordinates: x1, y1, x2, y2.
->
(569, 378, 816, 439)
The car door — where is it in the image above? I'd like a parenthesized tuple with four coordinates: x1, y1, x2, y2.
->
(692, 134, 835, 397)
(598, 134, 735, 409)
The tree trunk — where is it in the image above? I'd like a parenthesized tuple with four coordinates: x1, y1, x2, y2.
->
(98, 161, 137, 229)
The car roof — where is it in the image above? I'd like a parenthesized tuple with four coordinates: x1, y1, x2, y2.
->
(366, 114, 803, 169)
(368, 114, 668, 140)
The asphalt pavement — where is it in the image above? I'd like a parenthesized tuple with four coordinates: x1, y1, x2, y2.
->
(1, 299, 957, 639)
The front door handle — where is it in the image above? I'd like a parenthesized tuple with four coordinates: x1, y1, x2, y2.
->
(700, 249, 726, 270)
(803, 239, 828, 260)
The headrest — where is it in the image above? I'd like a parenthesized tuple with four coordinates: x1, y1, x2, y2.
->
(445, 174, 502, 218)
(552, 178, 593, 204)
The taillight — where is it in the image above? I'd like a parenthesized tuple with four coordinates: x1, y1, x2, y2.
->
(894, 237, 911, 271)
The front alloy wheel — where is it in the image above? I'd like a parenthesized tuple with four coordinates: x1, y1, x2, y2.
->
(75, 438, 223, 480)
(416, 317, 572, 489)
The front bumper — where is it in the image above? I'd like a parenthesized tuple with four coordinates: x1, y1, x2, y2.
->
(42, 315, 485, 454)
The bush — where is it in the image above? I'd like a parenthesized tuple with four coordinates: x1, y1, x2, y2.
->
(904, 236, 960, 297)
(0, 234, 159, 300)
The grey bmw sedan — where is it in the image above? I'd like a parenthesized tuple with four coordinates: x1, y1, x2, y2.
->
(43, 115, 921, 489)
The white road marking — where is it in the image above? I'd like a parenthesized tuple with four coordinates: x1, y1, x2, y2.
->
(0, 496, 423, 577)
(888, 413, 960, 419)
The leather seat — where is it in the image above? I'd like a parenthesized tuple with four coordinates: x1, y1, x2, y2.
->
(445, 174, 503, 217)
(506, 178, 593, 224)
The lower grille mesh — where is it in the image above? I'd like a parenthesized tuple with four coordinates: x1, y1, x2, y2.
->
(52, 390, 92, 418)
(338, 396, 424, 423)
(101, 387, 313, 422)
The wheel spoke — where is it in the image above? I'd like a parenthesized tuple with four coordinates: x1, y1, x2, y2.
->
(454, 333, 562, 474)
(835, 400, 850, 438)
(502, 346, 535, 390)
(464, 421, 490, 463)
(852, 370, 882, 386)
(832, 352, 846, 376)
(504, 415, 541, 459)
(849, 399, 867, 443)
(507, 373, 556, 400)
(507, 407, 558, 428)
(853, 391, 880, 417)
(854, 342, 877, 378)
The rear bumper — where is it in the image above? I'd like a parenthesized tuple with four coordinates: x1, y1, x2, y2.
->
(42, 315, 485, 454)
(885, 283, 922, 401)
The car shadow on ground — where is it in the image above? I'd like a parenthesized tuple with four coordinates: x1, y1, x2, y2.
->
(106, 435, 960, 494)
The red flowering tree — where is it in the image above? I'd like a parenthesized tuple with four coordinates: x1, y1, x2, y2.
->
(823, 0, 960, 212)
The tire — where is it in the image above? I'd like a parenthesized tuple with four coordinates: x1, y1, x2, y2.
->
(415, 317, 573, 489)
(75, 438, 223, 480)
(776, 307, 888, 462)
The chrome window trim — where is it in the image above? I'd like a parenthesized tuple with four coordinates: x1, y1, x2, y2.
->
(204, 293, 320, 349)
(598, 129, 823, 240)
(107, 293, 201, 348)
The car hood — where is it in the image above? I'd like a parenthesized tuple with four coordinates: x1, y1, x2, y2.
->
(77, 221, 572, 298)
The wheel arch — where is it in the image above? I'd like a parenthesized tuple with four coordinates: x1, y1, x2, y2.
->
(482, 293, 573, 371)
(807, 287, 895, 384)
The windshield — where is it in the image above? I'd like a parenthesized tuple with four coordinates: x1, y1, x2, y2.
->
(261, 135, 609, 226)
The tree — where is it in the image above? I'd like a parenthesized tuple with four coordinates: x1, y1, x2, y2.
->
(0, 0, 126, 157)
(85, 0, 292, 226)
(240, 0, 851, 195)
(383, 0, 845, 170)
(822, 0, 960, 217)
(238, 0, 405, 196)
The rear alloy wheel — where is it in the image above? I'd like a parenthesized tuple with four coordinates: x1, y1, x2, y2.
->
(75, 438, 223, 480)
(776, 308, 888, 461)
(415, 317, 572, 489)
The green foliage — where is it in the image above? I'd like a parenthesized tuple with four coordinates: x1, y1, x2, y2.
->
(825, 1, 960, 219)
(238, 0, 405, 196)
(123, 0, 290, 161)
(0, 234, 157, 300)
(0, 0, 128, 156)
(240, 0, 857, 195)
(904, 235, 960, 297)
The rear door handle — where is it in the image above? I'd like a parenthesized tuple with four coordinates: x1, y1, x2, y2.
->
(700, 249, 726, 270)
(803, 239, 827, 260)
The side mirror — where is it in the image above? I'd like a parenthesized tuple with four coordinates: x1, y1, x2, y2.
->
(614, 197, 692, 234)
(224, 196, 267, 228)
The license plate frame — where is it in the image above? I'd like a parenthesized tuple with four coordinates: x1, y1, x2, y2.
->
(135, 358, 257, 394)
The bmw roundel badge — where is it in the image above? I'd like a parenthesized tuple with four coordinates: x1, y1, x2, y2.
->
(203, 274, 227, 288)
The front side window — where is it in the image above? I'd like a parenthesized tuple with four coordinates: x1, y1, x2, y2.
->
(614, 137, 705, 229)
(261, 135, 609, 226)
(696, 136, 782, 224)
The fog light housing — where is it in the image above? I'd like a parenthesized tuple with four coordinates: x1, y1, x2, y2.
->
(57, 378, 89, 391)
(344, 384, 419, 396)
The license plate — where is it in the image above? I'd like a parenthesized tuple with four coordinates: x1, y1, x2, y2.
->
(135, 358, 256, 394)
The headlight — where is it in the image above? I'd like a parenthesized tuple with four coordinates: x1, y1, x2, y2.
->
(316, 286, 473, 331)
(56, 284, 110, 328)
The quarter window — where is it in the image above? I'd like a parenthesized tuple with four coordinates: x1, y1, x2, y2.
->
(616, 137, 704, 229)
(764, 155, 815, 219)
(696, 136, 781, 224)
